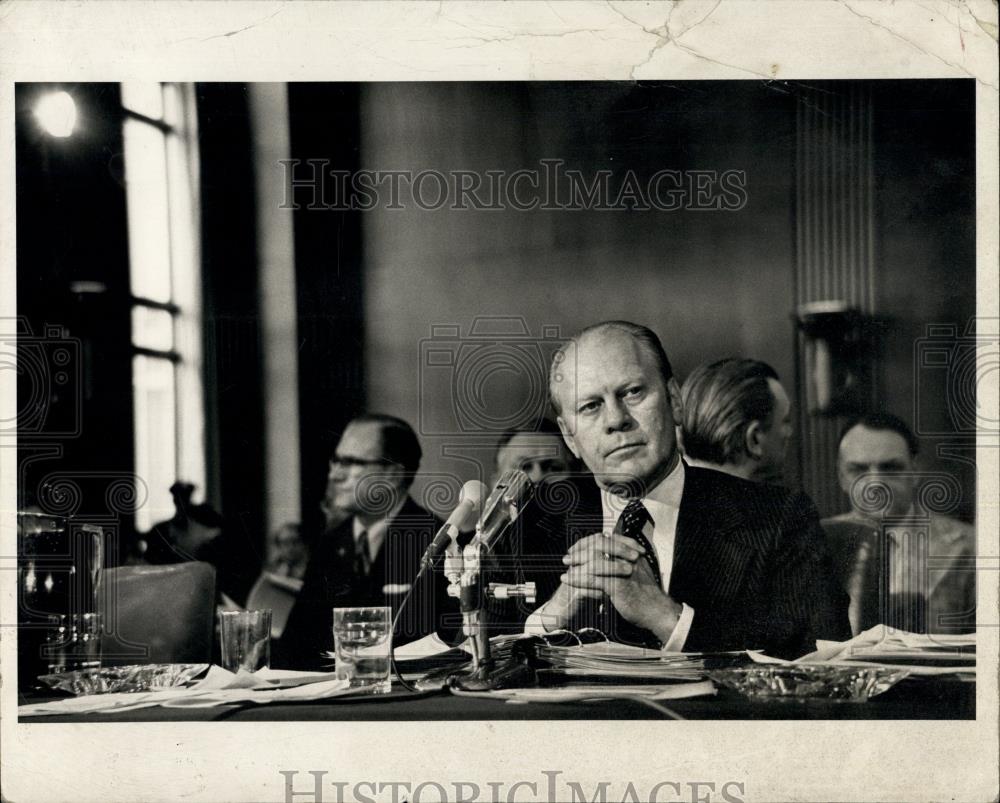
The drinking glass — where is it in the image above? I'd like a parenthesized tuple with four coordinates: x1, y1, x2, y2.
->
(44, 612, 103, 674)
(332, 606, 392, 693)
(220, 610, 272, 673)
(19, 513, 106, 687)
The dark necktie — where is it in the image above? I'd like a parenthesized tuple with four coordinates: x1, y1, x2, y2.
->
(356, 529, 372, 577)
(597, 499, 662, 647)
(614, 499, 660, 587)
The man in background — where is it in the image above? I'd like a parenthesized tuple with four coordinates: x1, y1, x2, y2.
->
(492, 418, 576, 485)
(265, 522, 309, 581)
(680, 358, 792, 484)
(479, 421, 579, 634)
(278, 414, 454, 669)
(824, 412, 975, 634)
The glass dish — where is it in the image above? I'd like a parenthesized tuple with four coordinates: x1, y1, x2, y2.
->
(709, 664, 909, 702)
(38, 663, 209, 695)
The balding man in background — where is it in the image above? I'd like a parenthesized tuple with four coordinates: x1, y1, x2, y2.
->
(680, 358, 793, 484)
(492, 418, 576, 485)
(278, 414, 456, 669)
(824, 412, 975, 635)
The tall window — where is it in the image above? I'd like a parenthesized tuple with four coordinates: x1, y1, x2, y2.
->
(121, 82, 205, 532)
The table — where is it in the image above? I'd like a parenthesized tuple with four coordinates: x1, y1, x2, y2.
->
(18, 676, 975, 722)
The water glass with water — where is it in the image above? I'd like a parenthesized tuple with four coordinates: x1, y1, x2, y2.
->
(332, 606, 392, 693)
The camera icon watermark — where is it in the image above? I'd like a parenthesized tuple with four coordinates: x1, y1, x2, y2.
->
(0, 317, 82, 439)
(914, 317, 999, 438)
(418, 317, 567, 436)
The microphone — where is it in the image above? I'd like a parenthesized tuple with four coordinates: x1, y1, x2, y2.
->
(471, 469, 535, 552)
(420, 480, 487, 569)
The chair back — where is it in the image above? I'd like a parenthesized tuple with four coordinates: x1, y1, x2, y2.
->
(96, 562, 216, 665)
(245, 573, 300, 638)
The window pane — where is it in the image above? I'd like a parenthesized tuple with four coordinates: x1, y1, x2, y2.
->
(133, 355, 176, 532)
(123, 119, 172, 303)
(131, 305, 174, 351)
(163, 83, 208, 497)
(121, 81, 164, 120)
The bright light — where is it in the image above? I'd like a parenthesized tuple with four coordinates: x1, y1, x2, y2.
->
(34, 91, 77, 138)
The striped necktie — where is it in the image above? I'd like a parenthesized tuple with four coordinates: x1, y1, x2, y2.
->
(356, 529, 372, 577)
(615, 499, 660, 586)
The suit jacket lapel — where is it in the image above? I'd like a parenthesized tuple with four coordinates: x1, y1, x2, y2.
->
(379, 497, 425, 588)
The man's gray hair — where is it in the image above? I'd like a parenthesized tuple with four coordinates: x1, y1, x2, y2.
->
(548, 321, 674, 416)
(680, 358, 779, 466)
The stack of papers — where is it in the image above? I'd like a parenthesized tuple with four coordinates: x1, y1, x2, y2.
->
(534, 641, 744, 681)
(751, 626, 976, 678)
(844, 631, 974, 664)
(452, 681, 717, 704)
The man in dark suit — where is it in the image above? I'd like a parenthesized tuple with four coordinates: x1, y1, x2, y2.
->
(679, 357, 793, 485)
(524, 321, 849, 659)
(278, 414, 456, 670)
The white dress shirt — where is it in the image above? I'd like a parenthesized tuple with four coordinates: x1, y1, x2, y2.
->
(351, 496, 408, 565)
(525, 459, 695, 651)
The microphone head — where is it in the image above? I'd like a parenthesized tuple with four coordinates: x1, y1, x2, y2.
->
(475, 469, 535, 549)
(451, 479, 488, 531)
(460, 479, 487, 506)
(498, 469, 532, 508)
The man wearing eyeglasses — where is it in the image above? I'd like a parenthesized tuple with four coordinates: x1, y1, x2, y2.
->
(278, 414, 454, 669)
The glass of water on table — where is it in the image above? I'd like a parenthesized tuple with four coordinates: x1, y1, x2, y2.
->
(333, 606, 392, 693)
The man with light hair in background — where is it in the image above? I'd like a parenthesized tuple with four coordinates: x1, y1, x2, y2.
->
(679, 358, 793, 484)
(824, 412, 975, 635)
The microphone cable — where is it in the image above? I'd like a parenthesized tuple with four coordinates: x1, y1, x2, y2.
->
(387, 562, 431, 694)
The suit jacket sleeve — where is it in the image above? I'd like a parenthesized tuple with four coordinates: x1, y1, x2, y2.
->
(684, 489, 851, 660)
(764, 491, 852, 657)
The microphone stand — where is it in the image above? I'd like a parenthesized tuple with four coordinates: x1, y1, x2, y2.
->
(448, 496, 537, 692)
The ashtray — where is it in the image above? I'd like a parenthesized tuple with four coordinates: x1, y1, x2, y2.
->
(38, 663, 209, 695)
(709, 664, 909, 702)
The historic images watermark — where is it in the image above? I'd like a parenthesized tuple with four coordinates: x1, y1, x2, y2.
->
(1, 317, 82, 440)
(280, 770, 747, 803)
(279, 159, 748, 212)
(913, 317, 999, 439)
(418, 317, 566, 437)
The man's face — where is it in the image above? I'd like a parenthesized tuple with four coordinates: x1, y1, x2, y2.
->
(838, 425, 917, 518)
(271, 525, 305, 567)
(328, 421, 402, 516)
(495, 432, 572, 484)
(553, 329, 681, 492)
(752, 377, 793, 483)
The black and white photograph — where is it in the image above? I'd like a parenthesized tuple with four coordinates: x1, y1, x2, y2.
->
(2, 2, 998, 802)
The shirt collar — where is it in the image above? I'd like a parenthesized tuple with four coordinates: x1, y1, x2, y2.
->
(600, 457, 686, 526)
(841, 505, 922, 546)
(352, 495, 408, 548)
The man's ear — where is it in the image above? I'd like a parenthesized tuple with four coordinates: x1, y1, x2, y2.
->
(383, 462, 407, 491)
(556, 415, 580, 460)
(666, 377, 684, 423)
(744, 420, 765, 460)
